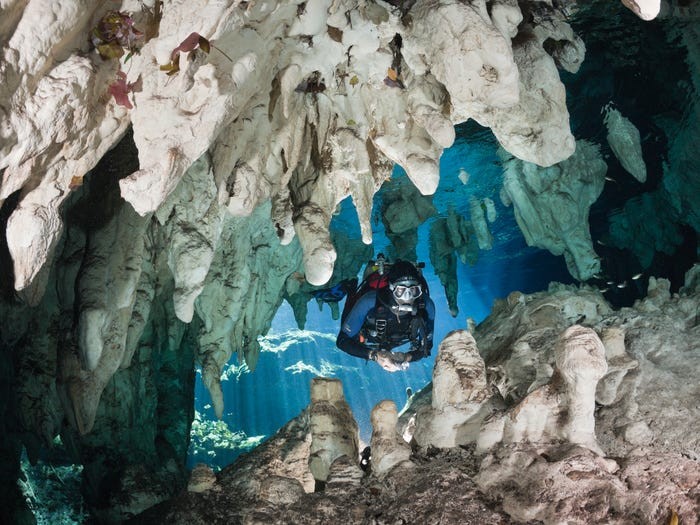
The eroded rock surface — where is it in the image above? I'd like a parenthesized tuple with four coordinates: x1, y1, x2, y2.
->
(131, 267, 700, 525)
(501, 140, 607, 281)
(2, 0, 583, 298)
(1, 1, 697, 523)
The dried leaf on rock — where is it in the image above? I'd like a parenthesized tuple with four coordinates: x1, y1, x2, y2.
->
(160, 54, 181, 76)
(91, 10, 144, 60)
(198, 36, 211, 54)
(171, 32, 210, 60)
(68, 176, 84, 190)
(97, 42, 124, 60)
(327, 25, 343, 43)
(383, 77, 404, 89)
(162, 33, 210, 76)
(108, 73, 133, 109)
(107, 71, 141, 109)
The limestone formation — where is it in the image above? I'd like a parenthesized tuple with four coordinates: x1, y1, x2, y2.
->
(595, 327, 638, 406)
(501, 140, 607, 281)
(469, 196, 493, 250)
(603, 105, 647, 183)
(308, 377, 359, 483)
(380, 176, 436, 262)
(475, 445, 698, 525)
(2, 0, 583, 299)
(369, 400, 413, 476)
(132, 267, 700, 524)
(216, 412, 315, 499)
(428, 209, 479, 316)
(478, 325, 608, 455)
(622, 0, 662, 20)
(0, 1, 698, 523)
(413, 330, 495, 449)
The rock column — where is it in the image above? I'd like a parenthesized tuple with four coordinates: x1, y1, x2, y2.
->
(413, 330, 492, 448)
(556, 325, 608, 453)
(308, 378, 359, 484)
(370, 400, 413, 476)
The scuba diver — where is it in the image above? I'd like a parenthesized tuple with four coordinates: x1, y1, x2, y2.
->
(336, 255, 435, 372)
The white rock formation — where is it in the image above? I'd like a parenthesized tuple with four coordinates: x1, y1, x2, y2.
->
(60, 194, 150, 434)
(217, 411, 315, 499)
(501, 140, 607, 281)
(483, 197, 497, 223)
(478, 325, 608, 455)
(622, 0, 662, 20)
(369, 400, 413, 476)
(308, 377, 359, 483)
(595, 327, 638, 407)
(469, 196, 493, 250)
(139, 267, 700, 524)
(1, 0, 584, 297)
(603, 105, 648, 183)
(413, 330, 494, 448)
(0, 0, 611, 441)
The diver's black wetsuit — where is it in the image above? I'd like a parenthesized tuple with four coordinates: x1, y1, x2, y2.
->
(336, 289, 435, 362)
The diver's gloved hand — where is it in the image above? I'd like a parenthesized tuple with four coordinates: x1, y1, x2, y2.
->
(371, 350, 408, 372)
(390, 352, 411, 367)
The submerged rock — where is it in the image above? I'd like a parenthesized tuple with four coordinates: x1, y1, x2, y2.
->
(130, 266, 700, 524)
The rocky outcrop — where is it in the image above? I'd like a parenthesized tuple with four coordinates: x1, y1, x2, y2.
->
(131, 266, 700, 524)
(2, 0, 584, 300)
(369, 399, 413, 476)
(308, 377, 359, 484)
(428, 209, 479, 316)
(0, 1, 696, 523)
(380, 175, 436, 262)
(501, 140, 607, 281)
(0, 0, 591, 491)
(603, 105, 647, 183)
(413, 330, 495, 449)
(477, 325, 608, 455)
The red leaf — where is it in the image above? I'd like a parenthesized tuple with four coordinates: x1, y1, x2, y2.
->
(171, 32, 202, 59)
(108, 73, 133, 109)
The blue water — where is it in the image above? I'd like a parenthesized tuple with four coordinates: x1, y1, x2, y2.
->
(190, 123, 573, 469)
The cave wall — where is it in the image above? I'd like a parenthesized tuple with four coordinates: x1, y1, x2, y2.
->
(1, 0, 698, 522)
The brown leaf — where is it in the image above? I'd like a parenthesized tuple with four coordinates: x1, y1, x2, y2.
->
(387, 67, 398, 81)
(159, 54, 180, 75)
(327, 25, 343, 43)
(198, 35, 210, 54)
(97, 42, 124, 60)
(69, 176, 84, 190)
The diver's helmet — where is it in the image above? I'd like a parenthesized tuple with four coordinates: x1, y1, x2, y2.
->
(386, 261, 424, 313)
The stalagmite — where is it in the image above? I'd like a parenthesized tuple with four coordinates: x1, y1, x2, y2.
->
(413, 330, 494, 448)
(370, 400, 413, 476)
(477, 325, 608, 455)
(308, 378, 359, 483)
